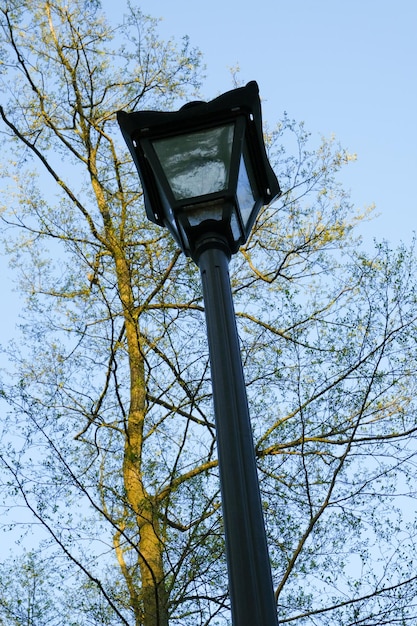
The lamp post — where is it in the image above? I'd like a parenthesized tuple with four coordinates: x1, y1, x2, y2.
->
(118, 81, 281, 626)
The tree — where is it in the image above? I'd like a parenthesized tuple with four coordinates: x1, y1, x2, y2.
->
(0, 552, 60, 626)
(1, 1, 417, 625)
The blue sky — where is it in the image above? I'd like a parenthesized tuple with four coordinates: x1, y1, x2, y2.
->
(1, 0, 416, 341)
(0, 0, 415, 575)
(105, 0, 416, 245)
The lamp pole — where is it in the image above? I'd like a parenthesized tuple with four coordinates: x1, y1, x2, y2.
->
(197, 238, 278, 625)
(117, 81, 281, 625)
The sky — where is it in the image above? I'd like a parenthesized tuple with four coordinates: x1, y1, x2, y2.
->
(0, 0, 415, 576)
(104, 0, 417, 245)
(1, 0, 416, 339)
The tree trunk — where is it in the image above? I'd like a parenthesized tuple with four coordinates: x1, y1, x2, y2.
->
(116, 252, 169, 626)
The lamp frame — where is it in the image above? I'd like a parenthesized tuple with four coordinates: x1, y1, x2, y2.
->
(117, 82, 281, 625)
(117, 81, 280, 259)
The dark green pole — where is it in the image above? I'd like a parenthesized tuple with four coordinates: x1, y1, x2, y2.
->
(197, 241, 278, 626)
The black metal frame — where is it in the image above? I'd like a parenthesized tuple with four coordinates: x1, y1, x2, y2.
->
(117, 81, 281, 258)
(117, 81, 281, 625)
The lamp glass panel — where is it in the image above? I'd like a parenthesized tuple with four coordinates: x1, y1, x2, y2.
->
(230, 210, 242, 243)
(152, 124, 234, 201)
(236, 152, 257, 228)
(187, 205, 223, 227)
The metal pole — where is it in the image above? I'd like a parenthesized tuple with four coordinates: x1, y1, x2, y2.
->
(198, 244, 278, 626)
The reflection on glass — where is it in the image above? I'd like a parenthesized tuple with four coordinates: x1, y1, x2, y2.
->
(152, 124, 234, 200)
(236, 153, 256, 228)
(230, 210, 242, 243)
(187, 206, 223, 227)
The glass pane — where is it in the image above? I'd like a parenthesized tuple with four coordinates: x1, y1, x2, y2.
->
(230, 210, 242, 243)
(187, 205, 223, 227)
(236, 153, 256, 228)
(152, 124, 234, 200)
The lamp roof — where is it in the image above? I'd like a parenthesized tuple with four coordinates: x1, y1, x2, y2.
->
(117, 81, 281, 210)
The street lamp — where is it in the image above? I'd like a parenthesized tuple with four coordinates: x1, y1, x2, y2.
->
(118, 81, 281, 626)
